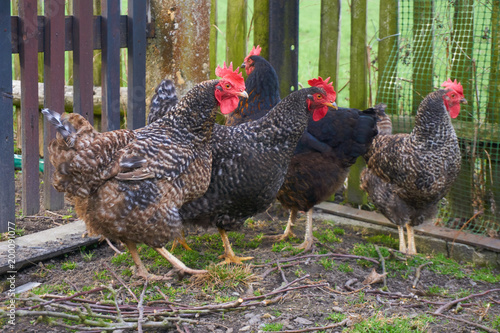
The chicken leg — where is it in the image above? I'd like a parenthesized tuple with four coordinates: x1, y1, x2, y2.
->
(294, 208, 315, 251)
(265, 208, 298, 242)
(406, 224, 417, 255)
(170, 230, 193, 252)
(218, 228, 253, 264)
(124, 241, 171, 281)
(397, 225, 407, 254)
(154, 247, 207, 275)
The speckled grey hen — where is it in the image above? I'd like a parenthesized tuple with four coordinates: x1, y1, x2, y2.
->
(42, 63, 247, 279)
(361, 79, 466, 255)
(178, 83, 335, 263)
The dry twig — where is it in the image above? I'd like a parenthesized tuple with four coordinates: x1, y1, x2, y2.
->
(430, 312, 498, 333)
(413, 262, 432, 289)
(434, 289, 500, 315)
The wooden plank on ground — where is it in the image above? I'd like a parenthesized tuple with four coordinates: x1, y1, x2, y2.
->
(269, 0, 298, 98)
(127, 0, 146, 129)
(19, 0, 40, 216)
(101, 0, 121, 131)
(0, 2, 15, 233)
(73, 0, 94, 124)
(315, 202, 500, 252)
(43, 0, 65, 211)
(0, 220, 99, 274)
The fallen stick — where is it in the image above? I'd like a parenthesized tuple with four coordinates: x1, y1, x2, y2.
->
(434, 289, 500, 315)
(412, 262, 432, 289)
(103, 262, 139, 303)
(18, 287, 106, 311)
(430, 312, 498, 333)
(137, 280, 148, 333)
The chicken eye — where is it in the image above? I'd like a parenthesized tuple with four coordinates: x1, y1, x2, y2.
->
(316, 94, 323, 99)
(225, 84, 231, 89)
(451, 93, 456, 98)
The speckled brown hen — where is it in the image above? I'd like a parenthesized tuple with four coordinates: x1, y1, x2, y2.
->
(42, 63, 247, 279)
(361, 79, 466, 255)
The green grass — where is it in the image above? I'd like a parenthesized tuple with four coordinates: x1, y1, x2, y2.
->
(313, 229, 343, 244)
(261, 323, 283, 332)
(365, 234, 399, 249)
(326, 312, 346, 323)
(61, 261, 77, 271)
(350, 314, 435, 332)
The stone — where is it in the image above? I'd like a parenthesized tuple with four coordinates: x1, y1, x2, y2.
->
(294, 317, 313, 325)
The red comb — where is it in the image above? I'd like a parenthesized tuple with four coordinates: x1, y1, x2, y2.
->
(244, 45, 262, 62)
(215, 62, 245, 90)
(308, 76, 337, 102)
(441, 79, 464, 96)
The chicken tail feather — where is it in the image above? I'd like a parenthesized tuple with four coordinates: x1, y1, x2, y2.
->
(41, 108, 76, 147)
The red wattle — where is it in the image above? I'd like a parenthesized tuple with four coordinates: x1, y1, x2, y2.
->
(313, 106, 328, 121)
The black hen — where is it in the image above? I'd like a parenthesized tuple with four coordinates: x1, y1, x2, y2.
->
(273, 105, 382, 250)
(225, 46, 280, 126)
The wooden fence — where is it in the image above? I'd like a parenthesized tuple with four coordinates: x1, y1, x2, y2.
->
(0, 0, 150, 232)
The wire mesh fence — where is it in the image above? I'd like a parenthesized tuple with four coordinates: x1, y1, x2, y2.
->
(377, 0, 500, 235)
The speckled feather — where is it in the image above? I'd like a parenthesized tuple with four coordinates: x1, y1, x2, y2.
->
(225, 56, 280, 126)
(361, 89, 461, 227)
(46, 80, 221, 248)
(179, 86, 327, 231)
(147, 79, 178, 124)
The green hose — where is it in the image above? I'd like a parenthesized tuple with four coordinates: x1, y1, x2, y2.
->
(14, 154, 44, 173)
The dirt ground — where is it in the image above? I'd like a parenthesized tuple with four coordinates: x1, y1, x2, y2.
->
(3, 174, 500, 332)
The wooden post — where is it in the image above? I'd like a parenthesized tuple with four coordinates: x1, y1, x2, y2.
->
(145, 0, 211, 102)
(318, 0, 341, 90)
(448, 0, 475, 221)
(43, 0, 65, 211)
(209, 0, 217, 79)
(101, 0, 121, 131)
(0, 1, 15, 232)
(73, 0, 94, 124)
(19, 0, 40, 215)
(253, 0, 269, 59)
(412, 0, 434, 114)
(65, 1, 73, 85)
(377, 0, 399, 114)
(346, 0, 368, 206)
(226, 0, 247, 66)
(487, 0, 500, 124)
(93, 0, 102, 87)
(127, 0, 147, 129)
(269, 0, 299, 98)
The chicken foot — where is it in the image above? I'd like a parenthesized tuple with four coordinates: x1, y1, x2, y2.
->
(265, 208, 298, 242)
(124, 241, 171, 281)
(294, 208, 315, 251)
(218, 228, 253, 264)
(170, 230, 193, 252)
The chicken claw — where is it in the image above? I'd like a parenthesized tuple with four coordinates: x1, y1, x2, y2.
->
(170, 230, 193, 252)
(293, 209, 315, 251)
(218, 228, 253, 264)
(124, 241, 171, 281)
(265, 208, 297, 242)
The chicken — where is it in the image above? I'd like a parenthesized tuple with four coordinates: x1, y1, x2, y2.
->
(177, 79, 336, 263)
(360, 79, 466, 255)
(42, 63, 247, 279)
(225, 45, 281, 126)
(272, 96, 382, 250)
(147, 79, 178, 124)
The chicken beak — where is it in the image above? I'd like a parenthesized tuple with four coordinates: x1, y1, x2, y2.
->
(240, 62, 246, 69)
(324, 101, 338, 110)
(460, 98, 467, 104)
(238, 90, 249, 99)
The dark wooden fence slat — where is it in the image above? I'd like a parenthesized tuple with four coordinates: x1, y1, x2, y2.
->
(101, 0, 121, 131)
(19, 0, 40, 216)
(0, 2, 15, 232)
(268, 0, 299, 98)
(127, 0, 146, 130)
(73, 0, 94, 124)
(11, 15, 155, 54)
(43, 0, 65, 211)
